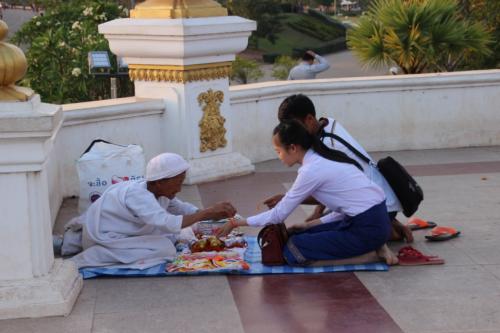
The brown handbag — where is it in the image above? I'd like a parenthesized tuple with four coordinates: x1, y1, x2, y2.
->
(257, 223, 289, 266)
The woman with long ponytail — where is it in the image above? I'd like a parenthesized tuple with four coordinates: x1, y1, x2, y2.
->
(218, 120, 397, 266)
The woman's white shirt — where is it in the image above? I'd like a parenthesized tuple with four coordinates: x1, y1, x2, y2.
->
(246, 150, 385, 227)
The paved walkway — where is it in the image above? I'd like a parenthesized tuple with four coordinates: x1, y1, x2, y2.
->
(2, 8, 37, 40)
(3, 146, 500, 333)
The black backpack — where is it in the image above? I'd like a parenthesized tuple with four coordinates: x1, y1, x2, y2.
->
(320, 131, 423, 217)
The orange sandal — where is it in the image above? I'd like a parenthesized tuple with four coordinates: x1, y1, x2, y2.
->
(425, 226, 461, 241)
(406, 217, 437, 231)
(397, 246, 445, 266)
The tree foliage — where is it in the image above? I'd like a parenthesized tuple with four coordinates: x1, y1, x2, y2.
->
(459, 0, 500, 68)
(12, 0, 131, 104)
(222, 0, 283, 48)
(230, 56, 263, 84)
(347, 0, 492, 74)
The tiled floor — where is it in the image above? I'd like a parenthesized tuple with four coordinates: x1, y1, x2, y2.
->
(3, 147, 500, 333)
(229, 274, 403, 333)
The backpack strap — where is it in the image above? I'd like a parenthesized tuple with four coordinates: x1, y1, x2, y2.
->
(320, 131, 372, 165)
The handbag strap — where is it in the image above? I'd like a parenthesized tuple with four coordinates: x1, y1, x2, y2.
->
(257, 226, 268, 249)
(257, 224, 288, 249)
(320, 131, 372, 165)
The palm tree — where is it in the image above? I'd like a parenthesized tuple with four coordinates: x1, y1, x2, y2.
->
(347, 0, 492, 74)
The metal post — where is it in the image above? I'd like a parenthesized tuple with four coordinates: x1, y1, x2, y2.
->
(110, 77, 118, 99)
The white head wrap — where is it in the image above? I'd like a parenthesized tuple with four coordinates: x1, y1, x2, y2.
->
(146, 153, 189, 181)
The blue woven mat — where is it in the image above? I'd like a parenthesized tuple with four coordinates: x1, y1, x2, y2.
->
(80, 236, 388, 279)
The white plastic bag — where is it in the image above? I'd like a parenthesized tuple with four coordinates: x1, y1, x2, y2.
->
(77, 140, 145, 213)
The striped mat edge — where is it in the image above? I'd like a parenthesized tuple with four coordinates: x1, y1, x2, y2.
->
(80, 236, 388, 279)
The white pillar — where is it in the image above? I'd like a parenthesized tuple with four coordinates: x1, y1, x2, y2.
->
(99, 16, 257, 184)
(0, 95, 82, 320)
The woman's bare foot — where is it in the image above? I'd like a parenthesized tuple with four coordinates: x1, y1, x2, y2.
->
(377, 244, 399, 265)
(390, 219, 414, 243)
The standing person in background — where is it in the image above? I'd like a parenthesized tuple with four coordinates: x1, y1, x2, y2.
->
(288, 50, 330, 80)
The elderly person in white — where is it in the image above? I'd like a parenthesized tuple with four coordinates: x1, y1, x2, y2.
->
(288, 50, 330, 80)
(60, 153, 236, 269)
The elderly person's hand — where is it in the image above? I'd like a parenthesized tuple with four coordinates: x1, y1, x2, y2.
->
(208, 202, 236, 220)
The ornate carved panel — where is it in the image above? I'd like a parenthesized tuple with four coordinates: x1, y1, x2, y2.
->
(197, 89, 227, 152)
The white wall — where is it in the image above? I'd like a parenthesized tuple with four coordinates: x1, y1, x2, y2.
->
(230, 70, 500, 163)
(45, 97, 166, 224)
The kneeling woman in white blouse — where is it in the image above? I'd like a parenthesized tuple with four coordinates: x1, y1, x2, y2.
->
(219, 120, 395, 266)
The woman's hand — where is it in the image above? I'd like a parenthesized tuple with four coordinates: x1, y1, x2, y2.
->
(215, 218, 248, 237)
(288, 219, 321, 234)
(305, 204, 325, 222)
(288, 222, 310, 234)
(262, 194, 285, 209)
(215, 221, 235, 237)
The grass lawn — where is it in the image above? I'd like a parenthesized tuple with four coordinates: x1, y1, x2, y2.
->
(256, 13, 344, 56)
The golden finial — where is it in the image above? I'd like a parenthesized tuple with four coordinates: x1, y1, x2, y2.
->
(131, 0, 228, 19)
(0, 20, 33, 102)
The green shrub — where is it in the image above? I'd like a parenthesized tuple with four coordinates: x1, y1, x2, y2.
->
(292, 38, 347, 57)
(347, 0, 492, 73)
(307, 9, 347, 32)
(271, 55, 297, 80)
(262, 53, 281, 64)
(231, 56, 263, 84)
(287, 13, 345, 42)
(12, 0, 132, 104)
(279, 3, 293, 13)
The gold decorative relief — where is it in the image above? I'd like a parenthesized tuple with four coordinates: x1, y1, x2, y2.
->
(129, 63, 232, 83)
(0, 20, 34, 101)
(131, 0, 228, 19)
(198, 89, 227, 153)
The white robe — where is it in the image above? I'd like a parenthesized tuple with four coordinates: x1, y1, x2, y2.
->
(66, 180, 198, 269)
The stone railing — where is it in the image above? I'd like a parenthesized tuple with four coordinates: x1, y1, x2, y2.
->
(230, 69, 500, 163)
(48, 69, 500, 222)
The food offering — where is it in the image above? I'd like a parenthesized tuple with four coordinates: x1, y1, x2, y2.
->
(190, 236, 225, 253)
(167, 225, 249, 273)
(190, 234, 247, 253)
(193, 214, 244, 236)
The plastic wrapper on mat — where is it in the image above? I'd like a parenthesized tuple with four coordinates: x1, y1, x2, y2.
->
(192, 214, 245, 236)
(166, 250, 250, 273)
